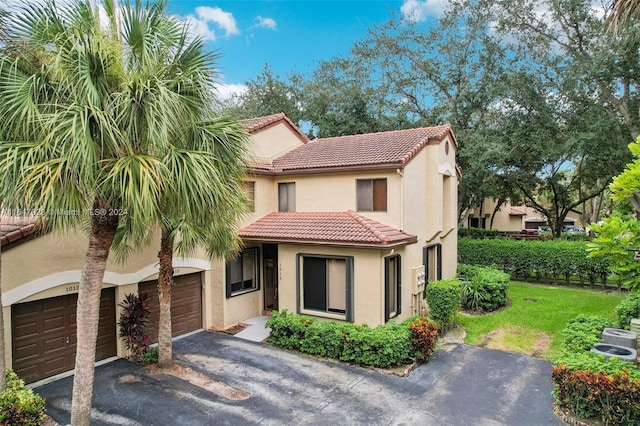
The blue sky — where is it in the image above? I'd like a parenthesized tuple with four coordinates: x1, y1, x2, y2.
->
(164, 0, 446, 97)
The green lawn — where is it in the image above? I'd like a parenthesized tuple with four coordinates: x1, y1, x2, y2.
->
(456, 281, 625, 360)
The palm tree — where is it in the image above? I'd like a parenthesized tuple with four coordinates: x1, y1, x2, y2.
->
(609, 0, 640, 29)
(148, 116, 250, 369)
(0, 0, 248, 424)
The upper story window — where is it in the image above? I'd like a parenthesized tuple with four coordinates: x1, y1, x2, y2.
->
(243, 181, 255, 212)
(357, 178, 387, 212)
(278, 182, 296, 212)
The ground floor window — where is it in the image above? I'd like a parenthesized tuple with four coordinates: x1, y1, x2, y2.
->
(423, 244, 442, 283)
(226, 248, 259, 297)
(297, 254, 353, 321)
(385, 255, 401, 321)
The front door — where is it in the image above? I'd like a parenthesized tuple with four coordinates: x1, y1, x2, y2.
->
(263, 244, 279, 311)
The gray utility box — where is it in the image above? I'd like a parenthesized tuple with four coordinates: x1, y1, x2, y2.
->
(602, 328, 637, 349)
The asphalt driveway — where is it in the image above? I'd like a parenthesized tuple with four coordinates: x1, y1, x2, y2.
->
(36, 331, 563, 425)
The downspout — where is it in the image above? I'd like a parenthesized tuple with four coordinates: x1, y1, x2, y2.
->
(397, 169, 404, 230)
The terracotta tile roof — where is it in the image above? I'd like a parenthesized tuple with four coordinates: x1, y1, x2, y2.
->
(239, 211, 417, 248)
(242, 113, 309, 142)
(0, 216, 39, 247)
(509, 208, 526, 216)
(271, 125, 455, 172)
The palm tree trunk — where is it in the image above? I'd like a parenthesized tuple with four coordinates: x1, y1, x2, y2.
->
(0, 242, 5, 392)
(157, 229, 174, 369)
(71, 212, 118, 426)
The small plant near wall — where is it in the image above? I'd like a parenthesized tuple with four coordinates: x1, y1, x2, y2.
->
(118, 292, 152, 360)
(425, 279, 462, 333)
(406, 317, 439, 362)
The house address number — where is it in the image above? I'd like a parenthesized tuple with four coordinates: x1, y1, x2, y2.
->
(66, 285, 79, 293)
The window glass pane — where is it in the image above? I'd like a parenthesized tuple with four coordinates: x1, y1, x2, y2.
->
(373, 179, 387, 211)
(287, 183, 296, 212)
(279, 182, 295, 212)
(228, 257, 243, 293)
(303, 257, 326, 311)
(386, 257, 397, 316)
(357, 180, 373, 211)
(242, 250, 256, 289)
(278, 183, 288, 212)
(327, 259, 346, 313)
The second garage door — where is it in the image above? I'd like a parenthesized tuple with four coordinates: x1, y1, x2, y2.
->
(139, 272, 203, 343)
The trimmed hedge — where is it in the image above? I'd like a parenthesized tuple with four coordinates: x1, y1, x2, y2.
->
(458, 265, 510, 312)
(458, 238, 610, 286)
(0, 370, 47, 426)
(266, 310, 439, 368)
(458, 227, 501, 239)
(552, 352, 640, 425)
(425, 279, 462, 332)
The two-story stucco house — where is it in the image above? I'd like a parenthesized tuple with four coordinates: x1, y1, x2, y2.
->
(1, 113, 459, 384)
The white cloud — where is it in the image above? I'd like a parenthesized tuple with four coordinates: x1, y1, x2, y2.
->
(185, 6, 239, 42)
(254, 16, 277, 30)
(216, 83, 248, 100)
(400, 0, 446, 23)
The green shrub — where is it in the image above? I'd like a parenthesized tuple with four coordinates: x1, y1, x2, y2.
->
(405, 317, 439, 362)
(299, 320, 347, 359)
(458, 238, 610, 286)
(0, 370, 47, 426)
(552, 351, 640, 425)
(425, 279, 462, 332)
(456, 264, 481, 282)
(265, 309, 313, 351)
(561, 315, 615, 353)
(136, 346, 159, 364)
(459, 266, 510, 312)
(341, 322, 411, 368)
(266, 310, 436, 368)
(617, 292, 640, 330)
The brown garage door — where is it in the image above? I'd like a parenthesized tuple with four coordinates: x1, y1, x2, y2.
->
(12, 287, 117, 384)
(139, 272, 202, 343)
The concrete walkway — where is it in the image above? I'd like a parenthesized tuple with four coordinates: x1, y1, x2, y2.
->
(233, 315, 271, 342)
(36, 331, 563, 425)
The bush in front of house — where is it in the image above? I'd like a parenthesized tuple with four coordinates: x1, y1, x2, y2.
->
(616, 292, 640, 330)
(266, 310, 439, 368)
(406, 317, 439, 362)
(552, 351, 640, 425)
(561, 315, 615, 353)
(340, 322, 412, 368)
(425, 279, 462, 332)
(458, 265, 510, 312)
(0, 370, 47, 426)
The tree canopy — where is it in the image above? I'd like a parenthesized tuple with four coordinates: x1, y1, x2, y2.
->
(224, 0, 636, 231)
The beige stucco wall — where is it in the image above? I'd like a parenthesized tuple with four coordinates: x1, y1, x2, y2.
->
(248, 122, 306, 162)
(0, 227, 216, 369)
